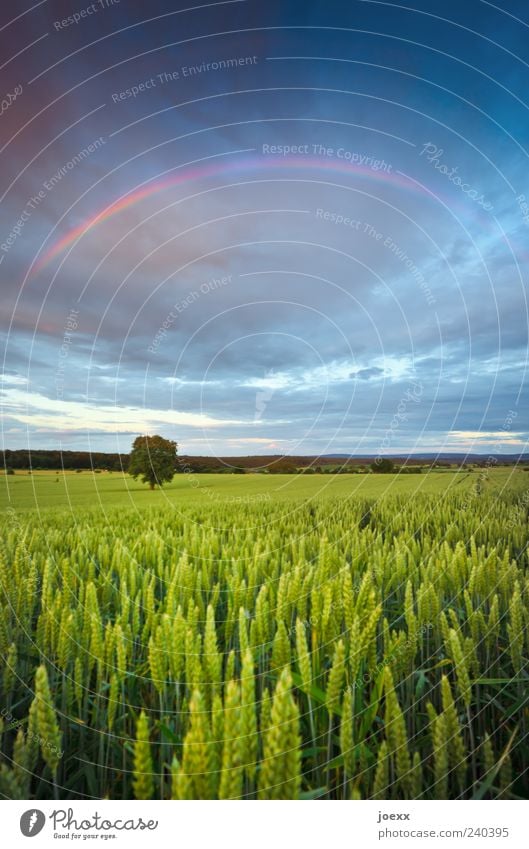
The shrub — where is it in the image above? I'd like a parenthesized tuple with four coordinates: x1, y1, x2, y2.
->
(370, 458, 395, 473)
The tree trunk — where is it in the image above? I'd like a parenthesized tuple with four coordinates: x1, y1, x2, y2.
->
(150, 481, 155, 490)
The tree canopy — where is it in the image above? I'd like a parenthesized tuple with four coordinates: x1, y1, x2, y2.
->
(129, 435, 177, 489)
(370, 457, 395, 474)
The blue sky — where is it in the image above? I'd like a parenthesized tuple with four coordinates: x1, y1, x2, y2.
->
(1, 0, 528, 456)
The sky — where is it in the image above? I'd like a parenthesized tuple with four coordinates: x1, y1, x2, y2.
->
(0, 0, 528, 457)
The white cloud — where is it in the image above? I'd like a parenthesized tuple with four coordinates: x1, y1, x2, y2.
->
(447, 430, 527, 447)
(159, 377, 222, 388)
(0, 373, 28, 386)
(240, 356, 415, 393)
(0, 387, 248, 434)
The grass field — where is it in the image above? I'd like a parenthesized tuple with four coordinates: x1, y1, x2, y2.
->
(1, 467, 528, 800)
(1, 466, 526, 513)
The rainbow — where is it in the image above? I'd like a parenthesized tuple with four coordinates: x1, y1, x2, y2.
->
(33, 153, 462, 274)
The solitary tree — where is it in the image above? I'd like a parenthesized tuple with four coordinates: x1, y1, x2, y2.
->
(129, 435, 177, 490)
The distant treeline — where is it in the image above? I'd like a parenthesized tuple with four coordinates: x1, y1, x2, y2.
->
(2, 449, 510, 474)
(1, 451, 310, 473)
(2, 450, 129, 471)
(176, 455, 364, 472)
(2, 451, 364, 473)
(1, 451, 343, 473)
(175, 456, 455, 473)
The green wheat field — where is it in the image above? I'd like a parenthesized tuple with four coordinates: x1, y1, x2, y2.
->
(1, 468, 528, 799)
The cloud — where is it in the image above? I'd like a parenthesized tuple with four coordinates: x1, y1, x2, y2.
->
(0, 373, 28, 386)
(447, 430, 528, 448)
(350, 367, 384, 380)
(0, 387, 248, 434)
(1, 1, 528, 455)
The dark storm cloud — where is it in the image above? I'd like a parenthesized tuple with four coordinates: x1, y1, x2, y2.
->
(351, 367, 384, 380)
